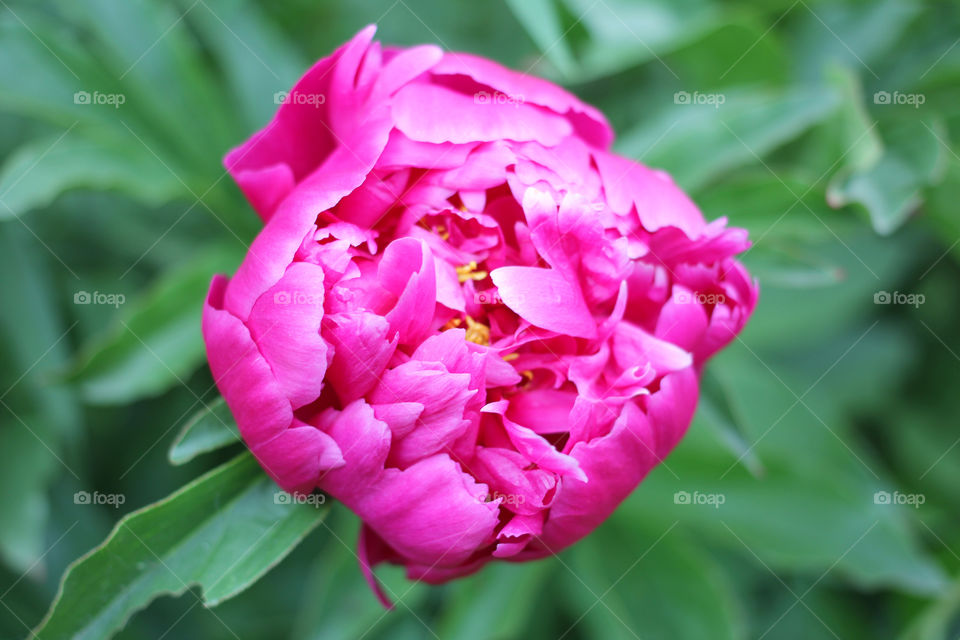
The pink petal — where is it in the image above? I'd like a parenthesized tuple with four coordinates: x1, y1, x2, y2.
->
(430, 51, 613, 148)
(392, 82, 572, 146)
(357, 454, 500, 567)
(490, 266, 597, 339)
(247, 262, 328, 409)
(202, 276, 291, 446)
(323, 311, 398, 404)
(252, 423, 345, 494)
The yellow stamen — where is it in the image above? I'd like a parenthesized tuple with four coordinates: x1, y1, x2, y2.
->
(456, 261, 488, 283)
(464, 316, 490, 346)
(417, 219, 449, 241)
(441, 318, 462, 331)
(502, 353, 519, 362)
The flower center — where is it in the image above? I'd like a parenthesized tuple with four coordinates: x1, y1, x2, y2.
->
(455, 261, 488, 283)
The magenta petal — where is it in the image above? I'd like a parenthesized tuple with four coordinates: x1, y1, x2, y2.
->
(505, 389, 577, 434)
(430, 51, 613, 148)
(392, 82, 572, 146)
(358, 454, 499, 567)
(483, 401, 586, 482)
(323, 311, 397, 404)
(378, 238, 437, 346)
(593, 150, 705, 236)
(490, 266, 597, 339)
(202, 276, 291, 446)
(472, 447, 557, 515)
(655, 285, 710, 352)
(247, 262, 328, 409)
(645, 368, 699, 458)
(318, 399, 391, 499)
(539, 402, 657, 550)
(253, 424, 345, 494)
(613, 321, 693, 376)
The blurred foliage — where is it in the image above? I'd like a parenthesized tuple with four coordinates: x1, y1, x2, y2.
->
(0, 0, 958, 638)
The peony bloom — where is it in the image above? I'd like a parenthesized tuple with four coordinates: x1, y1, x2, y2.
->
(203, 25, 757, 604)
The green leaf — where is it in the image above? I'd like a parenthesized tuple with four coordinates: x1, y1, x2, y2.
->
(562, 525, 744, 640)
(559, 0, 718, 81)
(168, 397, 241, 466)
(901, 574, 960, 640)
(503, 0, 577, 78)
(828, 119, 946, 234)
(187, 0, 306, 130)
(627, 341, 948, 597)
(50, 0, 240, 172)
(34, 453, 327, 640)
(437, 561, 553, 640)
(0, 222, 81, 573)
(0, 12, 116, 128)
(617, 86, 842, 192)
(0, 132, 184, 219)
(68, 243, 241, 404)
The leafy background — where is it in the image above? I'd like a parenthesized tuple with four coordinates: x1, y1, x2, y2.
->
(0, 0, 958, 638)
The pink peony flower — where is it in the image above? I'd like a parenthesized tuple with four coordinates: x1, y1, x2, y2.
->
(203, 25, 757, 604)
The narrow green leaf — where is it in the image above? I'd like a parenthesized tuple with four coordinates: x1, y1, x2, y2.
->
(828, 119, 946, 235)
(34, 453, 327, 640)
(900, 574, 960, 640)
(563, 526, 744, 640)
(438, 561, 553, 640)
(68, 243, 241, 404)
(0, 132, 184, 219)
(560, 0, 718, 81)
(503, 0, 577, 78)
(0, 223, 81, 572)
(187, 0, 306, 130)
(617, 86, 842, 192)
(168, 397, 242, 466)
